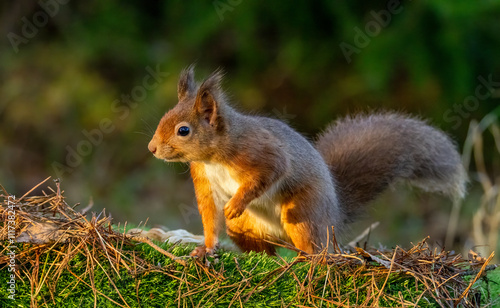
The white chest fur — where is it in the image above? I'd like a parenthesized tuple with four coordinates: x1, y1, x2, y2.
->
(203, 163, 240, 202)
(202, 163, 285, 237)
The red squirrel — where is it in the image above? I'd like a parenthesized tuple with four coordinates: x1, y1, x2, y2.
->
(148, 66, 467, 257)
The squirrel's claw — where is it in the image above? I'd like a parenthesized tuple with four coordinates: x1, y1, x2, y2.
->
(190, 245, 216, 258)
(224, 202, 245, 220)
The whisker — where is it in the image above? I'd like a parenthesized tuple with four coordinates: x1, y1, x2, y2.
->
(141, 118, 155, 135)
(133, 131, 153, 138)
(178, 163, 191, 174)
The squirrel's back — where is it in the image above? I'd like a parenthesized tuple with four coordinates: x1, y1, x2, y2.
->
(316, 112, 467, 221)
(244, 114, 333, 187)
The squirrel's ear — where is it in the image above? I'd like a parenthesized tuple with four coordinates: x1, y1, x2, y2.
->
(177, 65, 196, 101)
(194, 69, 225, 127)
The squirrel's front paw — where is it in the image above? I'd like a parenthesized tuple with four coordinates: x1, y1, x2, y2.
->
(190, 245, 216, 258)
(224, 201, 245, 219)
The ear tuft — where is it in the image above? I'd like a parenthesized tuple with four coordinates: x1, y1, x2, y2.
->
(177, 64, 196, 101)
(194, 68, 226, 127)
(199, 68, 225, 95)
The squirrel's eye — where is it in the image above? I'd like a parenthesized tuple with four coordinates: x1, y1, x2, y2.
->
(177, 126, 190, 136)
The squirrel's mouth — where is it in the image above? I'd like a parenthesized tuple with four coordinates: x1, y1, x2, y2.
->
(152, 146, 183, 162)
(161, 153, 185, 162)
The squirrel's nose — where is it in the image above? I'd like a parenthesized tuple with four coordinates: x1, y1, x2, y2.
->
(148, 141, 157, 154)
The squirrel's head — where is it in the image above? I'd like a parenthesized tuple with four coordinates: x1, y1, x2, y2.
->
(148, 66, 229, 162)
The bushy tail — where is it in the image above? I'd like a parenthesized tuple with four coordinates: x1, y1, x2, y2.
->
(315, 112, 467, 221)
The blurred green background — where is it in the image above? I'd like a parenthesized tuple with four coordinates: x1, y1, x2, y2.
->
(1, 1, 499, 255)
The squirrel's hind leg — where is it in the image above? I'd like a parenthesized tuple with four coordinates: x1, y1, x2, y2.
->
(226, 212, 277, 255)
(281, 190, 333, 255)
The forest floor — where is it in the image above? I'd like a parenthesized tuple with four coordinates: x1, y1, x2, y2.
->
(1, 179, 499, 307)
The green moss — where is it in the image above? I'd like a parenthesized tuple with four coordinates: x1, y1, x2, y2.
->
(1, 240, 497, 307)
(469, 267, 500, 307)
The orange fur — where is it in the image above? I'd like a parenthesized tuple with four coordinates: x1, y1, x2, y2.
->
(226, 212, 276, 255)
(189, 162, 222, 256)
(222, 146, 287, 220)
